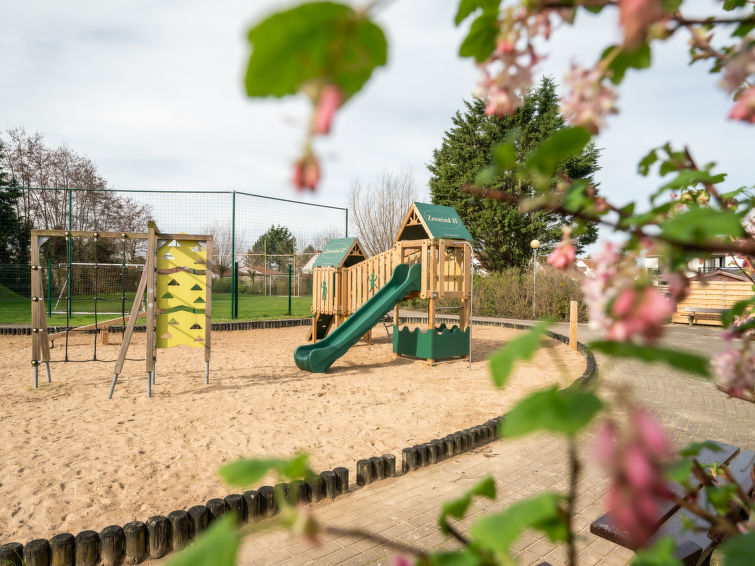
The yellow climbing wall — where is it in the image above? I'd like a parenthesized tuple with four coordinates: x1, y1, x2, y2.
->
(156, 238, 207, 348)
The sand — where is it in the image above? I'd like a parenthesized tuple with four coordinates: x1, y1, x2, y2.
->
(0, 323, 584, 543)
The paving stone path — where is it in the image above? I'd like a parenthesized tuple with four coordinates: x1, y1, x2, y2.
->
(236, 320, 753, 566)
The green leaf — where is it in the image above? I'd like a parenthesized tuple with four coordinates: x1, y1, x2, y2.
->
(459, 12, 498, 62)
(720, 531, 755, 566)
(492, 142, 517, 171)
(525, 127, 591, 177)
(620, 203, 674, 227)
(630, 537, 683, 566)
(732, 21, 755, 37)
(489, 321, 549, 388)
(661, 0, 683, 12)
(679, 441, 722, 457)
(218, 453, 312, 486)
(474, 165, 498, 186)
(245, 2, 387, 99)
(638, 148, 659, 176)
(454, 0, 500, 26)
(721, 298, 754, 327)
(590, 341, 711, 378)
(439, 476, 496, 532)
(501, 387, 603, 437)
(665, 459, 693, 487)
(429, 550, 483, 566)
(722, 0, 746, 10)
(704, 484, 738, 514)
(167, 514, 241, 566)
(661, 169, 726, 190)
(468, 493, 567, 557)
(603, 43, 652, 85)
(661, 207, 745, 244)
(563, 180, 589, 212)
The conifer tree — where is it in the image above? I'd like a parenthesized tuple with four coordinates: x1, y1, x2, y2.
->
(0, 141, 30, 266)
(428, 78, 599, 271)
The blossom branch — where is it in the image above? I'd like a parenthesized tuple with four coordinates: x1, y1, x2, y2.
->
(461, 184, 755, 255)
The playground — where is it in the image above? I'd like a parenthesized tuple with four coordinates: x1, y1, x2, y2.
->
(0, 323, 585, 543)
(0, 202, 593, 547)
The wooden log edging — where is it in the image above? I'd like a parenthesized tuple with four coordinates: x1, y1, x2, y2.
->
(0, 317, 595, 565)
(0, 319, 313, 336)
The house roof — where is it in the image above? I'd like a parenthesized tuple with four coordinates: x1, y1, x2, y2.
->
(312, 237, 367, 268)
(394, 202, 473, 243)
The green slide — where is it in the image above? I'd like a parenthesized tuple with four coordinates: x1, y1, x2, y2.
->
(294, 263, 422, 373)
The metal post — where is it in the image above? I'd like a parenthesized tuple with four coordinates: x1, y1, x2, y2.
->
(345, 208, 348, 237)
(230, 191, 236, 320)
(233, 261, 239, 318)
(67, 188, 72, 319)
(47, 258, 52, 317)
(288, 263, 292, 315)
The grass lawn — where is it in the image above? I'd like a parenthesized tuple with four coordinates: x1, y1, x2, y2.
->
(0, 285, 312, 326)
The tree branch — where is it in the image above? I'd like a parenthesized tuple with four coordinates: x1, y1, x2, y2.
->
(461, 184, 755, 256)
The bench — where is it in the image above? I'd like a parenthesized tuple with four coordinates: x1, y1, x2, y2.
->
(590, 440, 755, 565)
(683, 307, 726, 327)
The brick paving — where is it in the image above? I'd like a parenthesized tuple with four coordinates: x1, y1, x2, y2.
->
(236, 320, 753, 566)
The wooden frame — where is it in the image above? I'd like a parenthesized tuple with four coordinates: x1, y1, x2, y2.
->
(30, 226, 213, 398)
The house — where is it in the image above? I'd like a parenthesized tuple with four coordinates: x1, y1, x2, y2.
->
(641, 252, 747, 278)
(575, 258, 595, 276)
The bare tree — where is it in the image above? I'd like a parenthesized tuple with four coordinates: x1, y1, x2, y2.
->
(0, 127, 152, 263)
(204, 221, 246, 279)
(349, 168, 418, 256)
(310, 229, 344, 251)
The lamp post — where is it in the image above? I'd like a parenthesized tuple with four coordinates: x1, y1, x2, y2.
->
(530, 239, 540, 319)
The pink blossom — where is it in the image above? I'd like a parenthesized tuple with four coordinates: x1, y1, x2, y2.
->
(560, 64, 618, 134)
(666, 272, 689, 303)
(594, 420, 618, 468)
(719, 42, 755, 94)
(606, 286, 673, 343)
(630, 409, 672, 460)
(619, 0, 667, 50)
(546, 239, 576, 270)
(596, 408, 674, 548)
(313, 85, 342, 135)
(611, 288, 636, 318)
(728, 87, 755, 124)
(293, 154, 320, 191)
(475, 7, 569, 117)
(392, 556, 413, 566)
(712, 347, 755, 402)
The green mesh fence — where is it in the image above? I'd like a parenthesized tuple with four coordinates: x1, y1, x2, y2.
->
(0, 188, 347, 324)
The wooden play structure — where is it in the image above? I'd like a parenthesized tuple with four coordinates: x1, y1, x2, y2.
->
(29, 223, 213, 398)
(296, 202, 473, 373)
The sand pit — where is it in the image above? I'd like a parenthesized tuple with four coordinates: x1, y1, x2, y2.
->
(0, 323, 584, 543)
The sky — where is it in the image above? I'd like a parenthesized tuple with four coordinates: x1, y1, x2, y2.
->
(1, 0, 751, 248)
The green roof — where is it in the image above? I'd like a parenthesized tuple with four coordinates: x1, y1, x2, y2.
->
(396, 202, 472, 242)
(312, 237, 366, 268)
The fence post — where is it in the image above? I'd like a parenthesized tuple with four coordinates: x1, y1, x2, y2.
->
(288, 263, 292, 316)
(233, 261, 239, 318)
(67, 188, 72, 319)
(47, 258, 52, 317)
(569, 301, 578, 351)
(231, 191, 236, 320)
